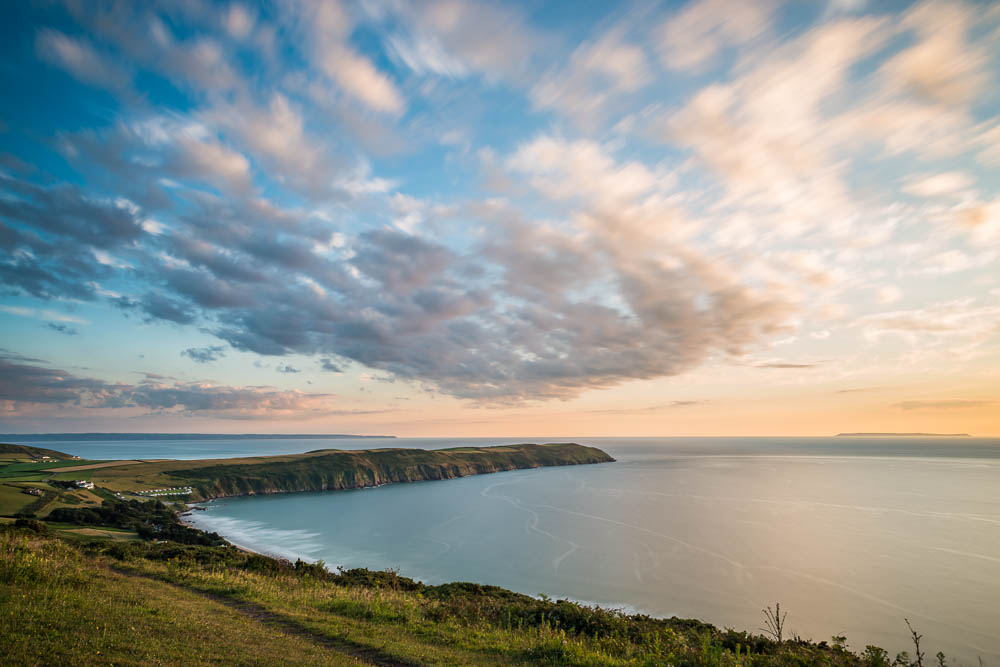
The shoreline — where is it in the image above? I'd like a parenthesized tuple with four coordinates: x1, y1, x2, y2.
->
(177, 503, 657, 618)
(179, 503, 303, 562)
(178, 506, 277, 560)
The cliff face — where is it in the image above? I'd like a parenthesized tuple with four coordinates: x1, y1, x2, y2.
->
(170, 443, 614, 501)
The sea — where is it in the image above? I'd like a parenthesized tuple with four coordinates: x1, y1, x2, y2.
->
(9, 435, 999, 664)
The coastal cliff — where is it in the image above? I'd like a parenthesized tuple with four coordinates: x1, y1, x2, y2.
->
(82, 443, 614, 501)
(177, 443, 614, 500)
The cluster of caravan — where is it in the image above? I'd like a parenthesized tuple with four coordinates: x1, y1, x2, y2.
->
(136, 486, 194, 497)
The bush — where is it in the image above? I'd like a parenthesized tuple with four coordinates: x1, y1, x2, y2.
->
(14, 518, 48, 534)
(47, 499, 226, 546)
(333, 566, 423, 591)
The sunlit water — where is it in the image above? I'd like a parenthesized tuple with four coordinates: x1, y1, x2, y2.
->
(19, 436, 1000, 663)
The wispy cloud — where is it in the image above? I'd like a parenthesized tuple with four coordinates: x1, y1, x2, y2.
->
(0, 305, 88, 325)
(893, 399, 995, 411)
(181, 346, 226, 364)
(0, 356, 348, 419)
(46, 323, 78, 336)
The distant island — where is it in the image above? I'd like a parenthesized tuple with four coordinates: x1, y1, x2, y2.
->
(836, 432, 970, 437)
(0, 432, 395, 442)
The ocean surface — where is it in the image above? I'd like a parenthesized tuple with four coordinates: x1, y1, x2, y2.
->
(11, 435, 1000, 663)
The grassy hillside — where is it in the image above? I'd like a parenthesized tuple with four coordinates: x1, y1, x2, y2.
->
(0, 442, 75, 460)
(2, 523, 913, 666)
(85, 443, 615, 500)
(1, 526, 359, 665)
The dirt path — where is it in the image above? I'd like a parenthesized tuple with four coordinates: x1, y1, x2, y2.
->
(111, 566, 419, 667)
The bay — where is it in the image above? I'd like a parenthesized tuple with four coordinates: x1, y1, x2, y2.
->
(16, 435, 1000, 663)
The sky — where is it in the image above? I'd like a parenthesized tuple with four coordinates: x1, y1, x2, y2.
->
(0, 0, 998, 437)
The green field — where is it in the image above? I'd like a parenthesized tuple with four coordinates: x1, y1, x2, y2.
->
(0, 483, 36, 516)
(0, 460, 100, 476)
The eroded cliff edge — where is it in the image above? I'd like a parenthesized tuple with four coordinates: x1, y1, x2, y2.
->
(155, 443, 615, 501)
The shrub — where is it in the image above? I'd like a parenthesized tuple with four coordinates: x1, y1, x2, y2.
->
(14, 518, 49, 534)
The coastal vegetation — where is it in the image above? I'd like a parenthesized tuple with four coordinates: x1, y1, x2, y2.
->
(1, 522, 942, 665)
(0, 443, 77, 459)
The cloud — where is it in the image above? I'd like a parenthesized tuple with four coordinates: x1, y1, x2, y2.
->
(880, 1, 987, 107)
(876, 286, 903, 304)
(124, 381, 330, 417)
(893, 399, 995, 411)
(0, 357, 118, 405)
(322, 45, 405, 114)
(35, 29, 130, 91)
(386, 32, 468, 79)
(380, 0, 540, 81)
(0, 305, 87, 325)
(115, 293, 197, 325)
(224, 4, 256, 39)
(291, 1, 404, 115)
(507, 136, 660, 206)
(0, 350, 47, 364)
(922, 250, 977, 275)
(0, 356, 341, 418)
(592, 400, 708, 414)
(172, 131, 253, 194)
(828, 2, 995, 161)
(854, 300, 1000, 356)
(181, 346, 226, 364)
(903, 172, 974, 199)
(319, 358, 343, 373)
(663, 17, 887, 237)
(53, 3, 244, 96)
(46, 323, 78, 336)
(956, 200, 1000, 246)
(532, 26, 651, 127)
(276, 364, 300, 374)
(0, 174, 145, 249)
(203, 94, 345, 199)
(658, 0, 773, 72)
(754, 362, 820, 369)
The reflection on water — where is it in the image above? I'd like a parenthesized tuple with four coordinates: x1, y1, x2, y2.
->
(181, 437, 1000, 664)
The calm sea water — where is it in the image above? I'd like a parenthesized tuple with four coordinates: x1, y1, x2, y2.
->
(13, 435, 1000, 663)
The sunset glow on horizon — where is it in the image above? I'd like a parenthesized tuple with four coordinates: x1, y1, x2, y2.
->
(1, 0, 998, 436)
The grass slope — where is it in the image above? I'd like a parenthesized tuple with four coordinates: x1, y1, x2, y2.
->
(0, 483, 36, 516)
(2, 525, 907, 666)
(1, 529, 359, 665)
(0, 443, 75, 460)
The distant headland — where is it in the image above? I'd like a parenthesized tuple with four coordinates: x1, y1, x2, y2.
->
(0, 433, 395, 442)
(836, 432, 970, 437)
